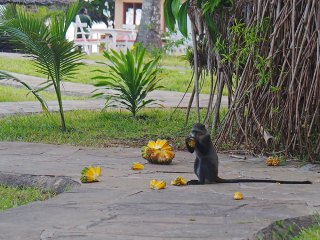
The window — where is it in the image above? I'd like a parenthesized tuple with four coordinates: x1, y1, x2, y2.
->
(123, 3, 142, 25)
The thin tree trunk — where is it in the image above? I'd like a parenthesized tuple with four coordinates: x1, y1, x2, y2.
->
(191, 23, 200, 123)
(56, 83, 66, 132)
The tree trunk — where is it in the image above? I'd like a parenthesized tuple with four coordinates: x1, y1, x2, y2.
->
(136, 0, 162, 51)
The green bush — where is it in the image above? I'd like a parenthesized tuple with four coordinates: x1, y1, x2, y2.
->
(93, 45, 163, 117)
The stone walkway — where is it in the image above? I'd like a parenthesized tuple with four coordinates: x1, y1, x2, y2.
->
(0, 141, 319, 240)
(0, 71, 227, 117)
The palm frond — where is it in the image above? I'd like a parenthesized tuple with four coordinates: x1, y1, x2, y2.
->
(0, 71, 49, 114)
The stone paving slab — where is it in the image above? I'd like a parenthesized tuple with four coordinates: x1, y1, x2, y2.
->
(0, 141, 319, 240)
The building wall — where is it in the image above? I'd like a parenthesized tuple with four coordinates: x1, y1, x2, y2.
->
(114, 0, 165, 31)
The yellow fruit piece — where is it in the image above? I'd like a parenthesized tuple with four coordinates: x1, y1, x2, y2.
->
(265, 157, 280, 166)
(147, 139, 169, 149)
(142, 139, 175, 164)
(171, 176, 187, 186)
(131, 162, 144, 170)
(187, 137, 196, 148)
(80, 166, 101, 183)
(233, 192, 244, 200)
(150, 179, 166, 190)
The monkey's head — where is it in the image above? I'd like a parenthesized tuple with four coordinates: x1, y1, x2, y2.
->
(186, 123, 208, 153)
(190, 123, 208, 138)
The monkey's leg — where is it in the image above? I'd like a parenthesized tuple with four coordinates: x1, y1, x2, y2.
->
(188, 163, 205, 185)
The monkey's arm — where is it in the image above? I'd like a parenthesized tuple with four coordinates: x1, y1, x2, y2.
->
(196, 134, 213, 154)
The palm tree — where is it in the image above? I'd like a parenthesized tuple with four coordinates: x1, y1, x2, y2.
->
(0, 0, 83, 131)
(136, 0, 162, 51)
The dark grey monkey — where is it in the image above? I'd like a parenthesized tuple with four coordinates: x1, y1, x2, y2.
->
(186, 123, 312, 185)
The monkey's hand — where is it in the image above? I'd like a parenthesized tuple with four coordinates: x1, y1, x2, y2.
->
(185, 137, 196, 153)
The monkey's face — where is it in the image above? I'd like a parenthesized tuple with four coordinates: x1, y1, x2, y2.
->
(190, 123, 207, 138)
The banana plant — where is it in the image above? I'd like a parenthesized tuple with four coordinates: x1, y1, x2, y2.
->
(0, 1, 84, 132)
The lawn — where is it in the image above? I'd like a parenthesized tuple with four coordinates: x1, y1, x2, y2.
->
(292, 224, 320, 240)
(85, 52, 190, 68)
(0, 56, 217, 94)
(0, 108, 224, 149)
(0, 85, 82, 102)
(0, 185, 52, 211)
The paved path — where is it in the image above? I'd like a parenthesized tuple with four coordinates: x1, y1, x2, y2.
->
(0, 142, 319, 240)
(0, 72, 227, 117)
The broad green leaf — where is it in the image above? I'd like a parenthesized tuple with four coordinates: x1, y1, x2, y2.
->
(172, 0, 181, 19)
(177, 0, 189, 37)
(164, 0, 176, 31)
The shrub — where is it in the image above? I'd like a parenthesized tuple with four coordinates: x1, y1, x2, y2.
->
(93, 45, 163, 117)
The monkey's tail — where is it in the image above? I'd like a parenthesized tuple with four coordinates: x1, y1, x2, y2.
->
(215, 177, 312, 184)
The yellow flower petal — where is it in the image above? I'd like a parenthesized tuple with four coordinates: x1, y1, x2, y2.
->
(171, 176, 187, 186)
(233, 192, 244, 200)
(131, 162, 144, 170)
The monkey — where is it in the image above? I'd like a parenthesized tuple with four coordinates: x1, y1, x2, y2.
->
(185, 123, 312, 185)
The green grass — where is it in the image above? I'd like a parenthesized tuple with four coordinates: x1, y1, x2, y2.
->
(0, 185, 52, 211)
(0, 56, 219, 94)
(0, 85, 82, 102)
(0, 108, 225, 149)
(292, 225, 320, 240)
(85, 52, 190, 68)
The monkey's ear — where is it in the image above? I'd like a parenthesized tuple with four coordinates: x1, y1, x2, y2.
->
(185, 137, 195, 153)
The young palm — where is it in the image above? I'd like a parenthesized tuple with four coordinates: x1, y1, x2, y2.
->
(93, 45, 163, 117)
(0, 1, 83, 131)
